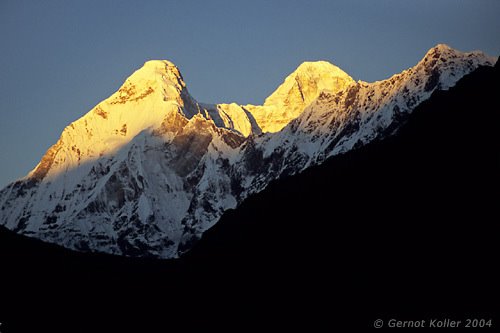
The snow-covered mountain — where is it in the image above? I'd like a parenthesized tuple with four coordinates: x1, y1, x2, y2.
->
(0, 45, 496, 258)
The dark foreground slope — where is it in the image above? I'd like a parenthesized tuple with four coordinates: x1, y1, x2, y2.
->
(186, 61, 499, 323)
(0, 61, 498, 332)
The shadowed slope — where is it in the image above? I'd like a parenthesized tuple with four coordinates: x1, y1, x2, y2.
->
(0, 59, 498, 331)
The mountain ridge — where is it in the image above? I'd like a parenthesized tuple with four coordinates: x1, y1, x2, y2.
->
(0, 59, 498, 331)
(0, 44, 496, 258)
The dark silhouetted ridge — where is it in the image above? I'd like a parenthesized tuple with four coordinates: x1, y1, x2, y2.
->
(0, 60, 498, 331)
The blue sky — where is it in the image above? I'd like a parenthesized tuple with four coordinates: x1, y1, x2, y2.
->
(0, 0, 499, 186)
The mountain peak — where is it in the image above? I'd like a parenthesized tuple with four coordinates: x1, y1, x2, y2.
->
(126, 59, 186, 89)
(140, 59, 180, 74)
(263, 60, 354, 108)
(231, 60, 356, 133)
(117, 59, 200, 119)
(422, 44, 459, 59)
(294, 60, 346, 74)
(144, 59, 177, 67)
(432, 43, 453, 51)
(414, 45, 498, 91)
(423, 44, 496, 64)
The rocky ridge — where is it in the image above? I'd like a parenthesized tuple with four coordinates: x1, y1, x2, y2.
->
(0, 44, 495, 258)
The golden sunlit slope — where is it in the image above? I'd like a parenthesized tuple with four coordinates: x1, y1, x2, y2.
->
(216, 61, 354, 134)
(28, 59, 354, 182)
(0, 45, 495, 259)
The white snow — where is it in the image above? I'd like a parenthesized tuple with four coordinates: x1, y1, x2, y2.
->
(0, 44, 495, 258)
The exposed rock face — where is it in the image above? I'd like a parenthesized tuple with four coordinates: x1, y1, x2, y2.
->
(0, 45, 496, 258)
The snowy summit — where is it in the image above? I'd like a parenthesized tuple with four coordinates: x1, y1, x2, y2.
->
(0, 45, 496, 258)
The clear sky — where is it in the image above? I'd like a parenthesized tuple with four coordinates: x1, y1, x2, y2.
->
(0, 0, 499, 187)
